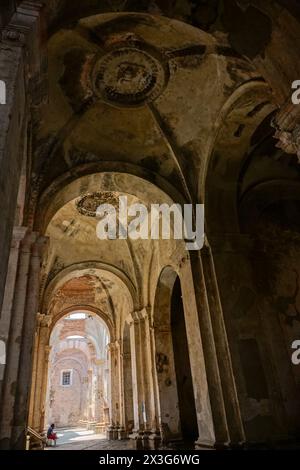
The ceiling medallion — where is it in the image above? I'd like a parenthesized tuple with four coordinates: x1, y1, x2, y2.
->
(76, 192, 120, 217)
(91, 41, 169, 107)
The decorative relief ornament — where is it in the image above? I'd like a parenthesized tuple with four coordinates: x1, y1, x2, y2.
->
(91, 41, 169, 107)
(2, 28, 26, 44)
(76, 192, 120, 217)
(272, 103, 300, 162)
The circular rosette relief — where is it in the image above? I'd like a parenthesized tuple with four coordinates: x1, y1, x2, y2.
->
(91, 41, 169, 107)
(76, 192, 120, 217)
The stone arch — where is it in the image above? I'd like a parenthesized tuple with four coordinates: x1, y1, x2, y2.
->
(50, 306, 114, 344)
(152, 266, 199, 443)
(36, 169, 186, 310)
(42, 262, 137, 315)
(152, 266, 180, 441)
(53, 315, 110, 362)
(43, 309, 110, 430)
(204, 81, 276, 234)
(53, 354, 89, 375)
(35, 169, 183, 235)
(239, 180, 300, 231)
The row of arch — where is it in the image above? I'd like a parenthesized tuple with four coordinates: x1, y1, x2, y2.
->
(29, 263, 208, 445)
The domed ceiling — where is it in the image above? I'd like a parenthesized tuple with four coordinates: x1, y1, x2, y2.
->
(34, 11, 280, 311)
(34, 12, 267, 202)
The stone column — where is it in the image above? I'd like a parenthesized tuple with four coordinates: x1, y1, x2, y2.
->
(117, 342, 126, 440)
(87, 369, 93, 426)
(0, 231, 37, 449)
(92, 364, 97, 424)
(129, 312, 144, 439)
(148, 318, 162, 449)
(93, 359, 103, 425)
(0, 227, 27, 399)
(128, 310, 155, 447)
(0, 1, 42, 313)
(115, 341, 122, 437)
(119, 344, 125, 432)
(121, 327, 135, 438)
(27, 321, 39, 429)
(28, 313, 52, 431)
(140, 308, 160, 448)
(39, 345, 51, 432)
(201, 243, 245, 445)
(11, 235, 47, 449)
(106, 342, 120, 439)
(182, 252, 226, 448)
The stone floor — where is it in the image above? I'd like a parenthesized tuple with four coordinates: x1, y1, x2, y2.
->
(45, 428, 300, 451)
(45, 427, 134, 450)
(44, 427, 203, 451)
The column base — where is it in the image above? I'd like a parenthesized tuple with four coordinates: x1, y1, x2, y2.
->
(194, 438, 216, 450)
(118, 427, 127, 440)
(87, 421, 97, 431)
(0, 438, 10, 450)
(129, 429, 158, 449)
(148, 430, 161, 450)
(106, 425, 118, 440)
(141, 430, 152, 450)
(129, 429, 144, 449)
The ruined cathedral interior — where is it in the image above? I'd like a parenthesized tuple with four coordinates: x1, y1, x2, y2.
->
(0, 0, 300, 452)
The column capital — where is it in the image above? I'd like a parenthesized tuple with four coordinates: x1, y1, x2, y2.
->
(36, 313, 52, 328)
(20, 231, 38, 253)
(11, 226, 28, 244)
(94, 358, 105, 366)
(127, 308, 149, 325)
(1, 1, 43, 48)
(2, 27, 26, 46)
(31, 235, 48, 258)
(106, 340, 119, 352)
(19, 232, 48, 257)
(272, 101, 300, 162)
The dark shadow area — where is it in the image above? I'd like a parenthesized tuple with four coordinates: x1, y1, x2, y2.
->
(171, 276, 198, 442)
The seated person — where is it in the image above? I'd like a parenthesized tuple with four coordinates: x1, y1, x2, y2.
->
(47, 423, 58, 446)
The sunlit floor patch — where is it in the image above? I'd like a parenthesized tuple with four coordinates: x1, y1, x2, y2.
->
(46, 427, 106, 449)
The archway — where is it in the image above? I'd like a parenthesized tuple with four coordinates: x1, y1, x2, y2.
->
(29, 165, 183, 446)
(171, 276, 198, 441)
(44, 310, 110, 439)
(153, 267, 198, 444)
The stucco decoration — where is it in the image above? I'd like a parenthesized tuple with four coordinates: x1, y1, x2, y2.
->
(76, 191, 120, 217)
(91, 40, 169, 107)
